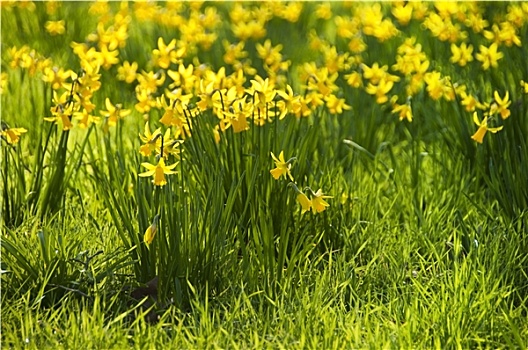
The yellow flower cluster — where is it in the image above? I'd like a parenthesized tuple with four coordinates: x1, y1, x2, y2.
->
(470, 91, 511, 144)
(8, 46, 51, 76)
(8, 4, 131, 132)
(270, 151, 333, 215)
(289, 184, 333, 215)
(4, 1, 528, 152)
(41, 62, 110, 131)
(5, 45, 97, 131)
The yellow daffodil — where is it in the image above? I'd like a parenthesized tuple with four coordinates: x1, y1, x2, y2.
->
(41, 67, 71, 90)
(450, 43, 474, 67)
(196, 80, 216, 111)
(362, 63, 388, 85)
(297, 192, 312, 214)
(45, 20, 65, 35)
(345, 71, 362, 88)
(153, 37, 179, 69)
(484, 22, 521, 48)
(117, 61, 138, 84)
(232, 19, 267, 41)
(270, 151, 295, 181)
(475, 43, 503, 70)
(134, 86, 156, 114)
(76, 61, 101, 94)
(325, 94, 351, 114)
(213, 125, 221, 144)
(139, 157, 178, 186)
(392, 3, 413, 26)
(315, 3, 332, 20)
(45, 91, 76, 130)
(256, 39, 289, 73)
(144, 215, 159, 245)
(248, 76, 276, 110)
(74, 109, 100, 129)
(492, 91, 511, 119)
(310, 189, 333, 214)
(223, 40, 248, 65)
(391, 96, 413, 122)
(139, 122, 162, 157)
(158, 95, 191, 139)
(456, 87, 487, 112)
(45, 0, 60, 15)
(222, 101, 252, 133)
(1, 124, 27, 145)
(97, 44, 120, 70)
(365, 78, 394, 104)
(138, 70, 166, 95)
(100, 98, 131, 127)
(521, 80, 528, 94)
(168, 64, 195, 92)
(276, 84, 302, 119)
(288, 183, 311, 214)
(424, 71, 454, 101)
(465, 13, 489, 34)
(471, 112, 503, 144)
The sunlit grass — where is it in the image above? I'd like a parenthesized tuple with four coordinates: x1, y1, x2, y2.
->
(1, 1, 528, 348)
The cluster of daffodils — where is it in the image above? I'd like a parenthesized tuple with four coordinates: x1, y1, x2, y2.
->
(1, 45, 46, 143)
(305, 1, 528, 141)
(127, 56, 347, 145)
(7, 45, 51, 77)
(138, 120, 182, 187)
(136, 75, 305, 187)
(270, 151, 332, 215)
(6, 1, 134, 133)
(469, 91, 512, 144)
(7, 42, 131, 132)
(4, 1, 528, 150)
(43, 63, 101, 131)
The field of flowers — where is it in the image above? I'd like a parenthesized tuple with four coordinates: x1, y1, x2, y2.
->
(1, 1, 528, 348)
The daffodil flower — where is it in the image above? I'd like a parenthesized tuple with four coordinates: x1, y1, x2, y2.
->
(276, 85, 301, 119)
(471, 112, 503, 144)
(100, 98, 131, 127)
(248, 77, 276, 110)
(297, 192, 312, 214)
(450, 43, 474, 67)
(117, 61, 138, 84)
(288, 183, 311, 214)
(144, 215, 159, 245)
(139, 157, 178, 186)
(270, 151, 295, 181)
(0, 123, 27, 145)
(521, 80, 528, 94)
(365, 78, 394, 104)
(152, 37, 178, 69)
(324, 94, 351, 115)
(475, 43, 503, 70)
(492, 91, 511, 119)
(391, 96, 413, 122)
(309, 188, 333, 214)
(97, 44, 120, 70)
(139, 122, 162, 157)
(74, 109, 100, 129)
(45, 20, 65, 36)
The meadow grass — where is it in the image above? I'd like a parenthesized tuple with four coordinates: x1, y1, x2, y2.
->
(2, 1, 528, 348)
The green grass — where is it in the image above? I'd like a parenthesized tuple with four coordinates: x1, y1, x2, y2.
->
(2, 1, 528, 348)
